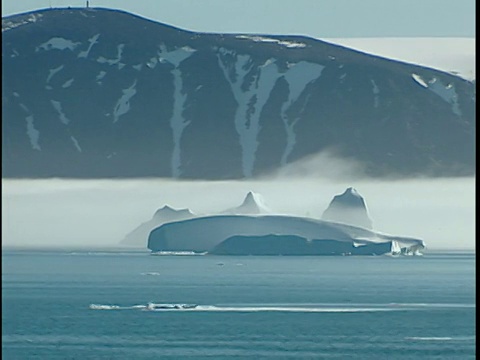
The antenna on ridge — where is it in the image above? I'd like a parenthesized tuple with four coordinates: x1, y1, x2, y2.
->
(86, 0, 89, 8)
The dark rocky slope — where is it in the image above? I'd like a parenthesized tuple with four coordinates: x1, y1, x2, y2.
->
(2, 8, 475, 179)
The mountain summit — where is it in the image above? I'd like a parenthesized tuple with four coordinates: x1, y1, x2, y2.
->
(2, 7, 475, 179)
(322, 187, 373, 229)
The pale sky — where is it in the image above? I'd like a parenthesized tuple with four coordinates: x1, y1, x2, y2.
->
(1, 0, 475, 38)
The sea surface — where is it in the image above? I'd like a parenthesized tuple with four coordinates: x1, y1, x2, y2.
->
(2, 250, 475, 359)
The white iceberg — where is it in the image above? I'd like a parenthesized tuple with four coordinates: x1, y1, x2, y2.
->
(322, 187, 373, 229)
(221, 191, 271, 215)
(148, 214, 425, 256)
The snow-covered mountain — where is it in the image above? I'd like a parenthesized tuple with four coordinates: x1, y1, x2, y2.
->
(2, 8, 475, 179)
(322, 187, 373, 229)
(147, 214, 425, 256)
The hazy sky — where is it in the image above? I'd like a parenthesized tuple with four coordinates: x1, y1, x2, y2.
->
(1, 0, 475, 38)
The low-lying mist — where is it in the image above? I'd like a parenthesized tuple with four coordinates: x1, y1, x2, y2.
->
(1, 175, 475, 251)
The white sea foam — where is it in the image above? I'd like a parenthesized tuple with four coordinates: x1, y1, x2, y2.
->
(175, 305, 397, 313)
(406, 337, 452, 341)
(89, 304, 121, 310)
(89, 304, 146, 310)
(404, 336, 474, 341)
(388, 302, 474, 308)
(88, 302, 470, 313)
(89, 304, 399, 312)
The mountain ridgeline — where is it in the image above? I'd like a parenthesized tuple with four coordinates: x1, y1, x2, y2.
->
(2, 7, 475, 179)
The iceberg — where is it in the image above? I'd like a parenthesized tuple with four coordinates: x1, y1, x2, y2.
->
(120, 205, 196, 247)
(147, 214, 425, 256)
(120, 191, 268, 247)
(220, 191, 271, 215)
(322, 187, 373, 229)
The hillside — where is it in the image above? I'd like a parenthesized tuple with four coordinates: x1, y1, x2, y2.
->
(2, 7, 475, 179)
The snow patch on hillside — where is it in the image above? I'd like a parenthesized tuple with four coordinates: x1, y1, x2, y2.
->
(97, 44, 125, 69)
(412, 74, 462, 115)
(412, 73, 428, 88)
(158, 45, 196, 66)
(113, 80, 137, 123)
(96, 70, 106, 84)
(237, 35, 307, 48)
(50, 100, 70, 125)
(70, 136, 82, 152)
(26, 116, 41, 151)
(157, 44, 196, 178)
(62, 78, 74, 88)
(427, 78, 461, 116)
(36, 37, 80, 52)
(2, 13, 43, 32)
(19, 103, 41, 150)
(370, 79, 380, 108)
(281, 61, 324, 165)
(78, 33, 100, 59)
(170, 68, 189, 178)
(46, 65, 64, 83)
(218, 49, 283, 177)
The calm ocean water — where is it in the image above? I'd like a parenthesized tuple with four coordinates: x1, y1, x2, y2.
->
(2, 250, 475, 359)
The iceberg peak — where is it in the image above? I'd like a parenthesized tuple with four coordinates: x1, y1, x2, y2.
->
(322, 187, 373, 229)
(121, 204, 196, 247)
(154, 205, 194, 218)
(345, 187, 360, 196)
(222, 191, 271, 215)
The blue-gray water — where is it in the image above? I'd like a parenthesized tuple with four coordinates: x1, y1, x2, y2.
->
(2, 250, 475, 359)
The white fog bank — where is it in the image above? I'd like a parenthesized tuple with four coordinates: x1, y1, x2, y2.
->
(323, 38, 475, 81)
(1, 177, 475, 251)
